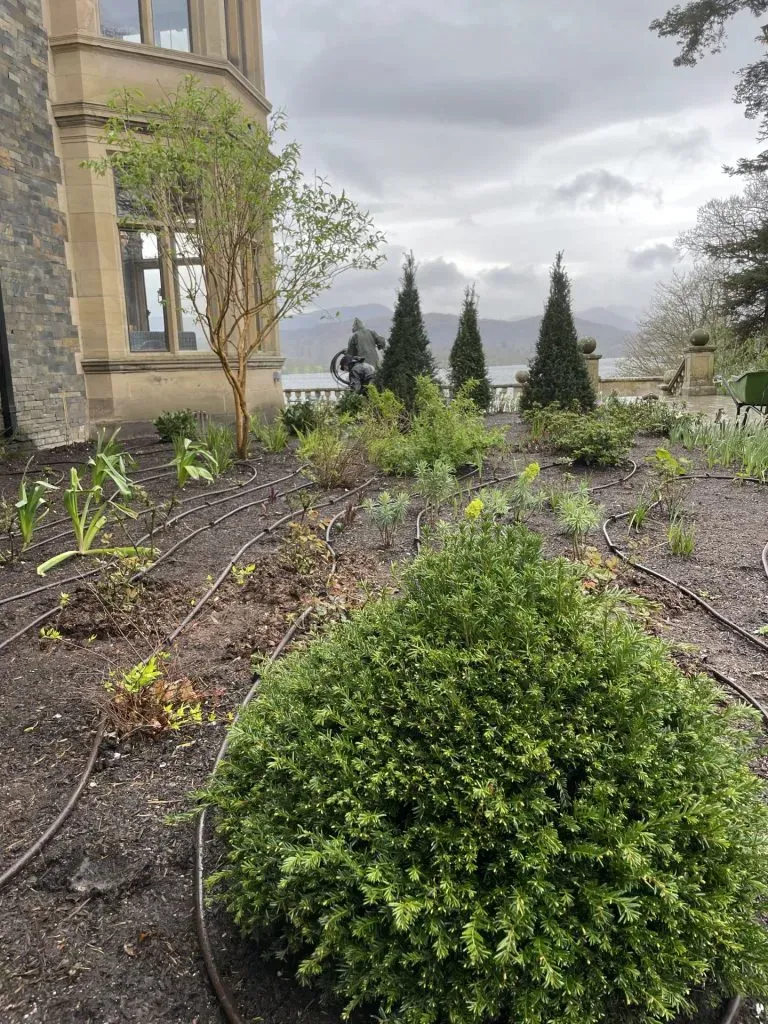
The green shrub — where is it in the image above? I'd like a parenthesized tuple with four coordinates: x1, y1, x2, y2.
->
(298, 419, 365, 489)
(201, 523, 768, 1024)
(365, 377, 503, 474)
(335, 389, 367, 418)
(154, 408, 198, 443)
(251, 414, 290, 453)
(282, 401, 321, 437)
(599, 396, 694, 439)
(524, 405, 633, 467)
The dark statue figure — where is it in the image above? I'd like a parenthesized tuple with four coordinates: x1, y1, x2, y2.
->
(346, 318, 386, 369)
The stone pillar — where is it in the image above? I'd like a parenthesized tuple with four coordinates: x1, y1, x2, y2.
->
(580, 338, 601, 391)
(682, 329, 716, 398)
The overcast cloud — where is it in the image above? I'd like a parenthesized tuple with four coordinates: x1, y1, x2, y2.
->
(261, 0, 762, 320)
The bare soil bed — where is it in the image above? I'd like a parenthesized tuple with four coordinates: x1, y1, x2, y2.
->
(0, 419, 766, 1024)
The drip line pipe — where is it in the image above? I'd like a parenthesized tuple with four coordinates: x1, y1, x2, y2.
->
(603, 510, 768, 659)
(0, 718, 106, 891)
(165, 479, 375, 646)
(0, 481, 375, 888)
(0, 468, 297, 611)
(194, 607, 315, 1024)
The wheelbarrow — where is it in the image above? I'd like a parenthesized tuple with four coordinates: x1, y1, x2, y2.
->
(723, 370, 768, 425)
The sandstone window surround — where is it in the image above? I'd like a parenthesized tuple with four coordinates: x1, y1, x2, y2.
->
(119, 226, 213, 354)
(99, 0, 193, 54)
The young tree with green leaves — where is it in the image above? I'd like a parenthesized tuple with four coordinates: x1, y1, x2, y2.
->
(520, 253, 595, 412)
(449, 285, 492, 411)
(376, 252, 437, 411)
(91, 76, 384, 458)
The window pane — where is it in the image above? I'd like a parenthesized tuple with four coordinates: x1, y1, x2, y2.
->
(176, 260, 209, 352)
(153, 0, 191, 52)
(100, 0, 142, 42)
(225, 0, 239, 68)
(225, 0, 247, 74)
(237, 0, 248, 77)
(120, 230, 169, 353)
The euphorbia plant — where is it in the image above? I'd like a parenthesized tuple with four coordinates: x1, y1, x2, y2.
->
(37, 469, 152, 576)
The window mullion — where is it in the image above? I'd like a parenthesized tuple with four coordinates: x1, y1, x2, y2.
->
(162, 232, 180, 354)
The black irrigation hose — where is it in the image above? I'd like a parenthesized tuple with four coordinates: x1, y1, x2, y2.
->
(166, 478, 375, 646)
(0, 718, 106, 891)
(603, 510, 768, 660)
(0, 476, 305, 644)
(720, 997, 743, 1024)
(133, 479, 311, 583)
(194, 607, 315, 1024)
(412, 458, 636, 553)
(5, 459, 258, 550)
(0, 467, 290, 610)
(0, 481, 374, 890)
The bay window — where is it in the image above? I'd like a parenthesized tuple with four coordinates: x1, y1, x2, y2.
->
(99, 0, 192, 54)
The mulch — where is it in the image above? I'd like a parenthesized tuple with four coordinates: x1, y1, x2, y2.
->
(0, 421, 766, 1023)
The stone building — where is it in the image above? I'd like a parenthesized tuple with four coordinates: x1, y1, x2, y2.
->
(0, 0, 282, 447)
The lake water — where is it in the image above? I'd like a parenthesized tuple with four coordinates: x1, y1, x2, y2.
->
(283, 358, 623, 391)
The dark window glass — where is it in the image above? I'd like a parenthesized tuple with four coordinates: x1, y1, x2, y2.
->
(225, 0, 248, 75)
(173, 234, 209, 352)
(237, 0, 248, 77)
(100, 0, 143, 42)
(153, 0, 192, 52)
(120, 231, 170, 352)
(225, 0, 240, 69)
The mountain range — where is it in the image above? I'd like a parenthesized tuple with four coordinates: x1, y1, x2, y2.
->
(280, 305, 639, 372)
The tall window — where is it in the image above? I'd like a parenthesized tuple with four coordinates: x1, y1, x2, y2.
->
(120, 231, 170, 353)
(99, 0, 143, 43)
(173, 234, 209, 352)
(100, 0, 192, 53)
(225, 0, 248, 76)
(153, 0, 191, 52)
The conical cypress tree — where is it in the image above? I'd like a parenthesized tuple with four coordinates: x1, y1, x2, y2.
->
(449, 285, 493, 411)
(520, 253, 596, 412)
(376, 252, 437, 410)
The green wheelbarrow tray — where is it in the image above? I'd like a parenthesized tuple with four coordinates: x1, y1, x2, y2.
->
(724, 370, 768, 418)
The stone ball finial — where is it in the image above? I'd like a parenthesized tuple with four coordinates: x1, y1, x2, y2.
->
(580, 337, 597, 355)
(515, 369, 530, 385)
(690, 328, 710, 347)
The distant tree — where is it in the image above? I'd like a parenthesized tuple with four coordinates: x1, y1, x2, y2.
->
(449, 286, 492, 411)
(621, 265, 731, 377)
(678, 176, 768, 345)
(376, 253, 437, 410)
(651, 0, 768, 175)
(91, 76, 384, 458)
(520, 253, 595, 412)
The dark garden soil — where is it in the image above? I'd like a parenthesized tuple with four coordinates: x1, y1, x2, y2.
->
(0, 420, 766, 1023)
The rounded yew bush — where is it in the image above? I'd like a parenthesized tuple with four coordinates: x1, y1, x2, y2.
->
(203, 524, 768, 1024)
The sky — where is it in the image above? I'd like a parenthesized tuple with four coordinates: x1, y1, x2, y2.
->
(260, 0, 764, 321)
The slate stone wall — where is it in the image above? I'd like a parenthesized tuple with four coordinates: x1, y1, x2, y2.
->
(0, 0, 88, 447)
